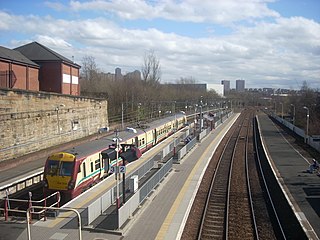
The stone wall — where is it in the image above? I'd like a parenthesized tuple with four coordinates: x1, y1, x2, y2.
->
(0, 88, 109, 162)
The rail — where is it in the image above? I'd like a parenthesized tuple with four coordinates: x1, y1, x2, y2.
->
(27, 206, 81, 240)
(225, 111, 250, 238)
(0, 191, 60, 221)
(0, 170, 43, 198)
(254, 117, 286, 238)
(245, 116, 259, 238)
(198, 110, 244, 239)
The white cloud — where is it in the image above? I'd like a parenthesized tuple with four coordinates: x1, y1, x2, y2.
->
(60, 0, 280, 24)
(44, 1, 65, 11)
(1, 6, 319, 89)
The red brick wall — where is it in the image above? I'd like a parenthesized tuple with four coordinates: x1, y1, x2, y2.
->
(0, 61, 9, 88)
(12, 64, 27, 89)
(39, 62, 61, 93)
(28, 67, 39, 91)
(0, 60, 39, 90)
(62, 63, 79, 96)
(72, 67, 80, 95)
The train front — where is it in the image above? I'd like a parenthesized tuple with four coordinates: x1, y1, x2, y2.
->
(43, 152, 76, 200)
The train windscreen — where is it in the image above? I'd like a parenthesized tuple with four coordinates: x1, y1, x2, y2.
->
(60, 161, 73, 176)
(46, 160, 73, 176)
(46, 160, 59, 175)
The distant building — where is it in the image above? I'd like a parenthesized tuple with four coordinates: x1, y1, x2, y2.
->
(115, 67, 123, 80)
(208, 84, 224, 96)
(166, 83, 207, 92)
(221, 80, 230, 95)
(15, 42, 81, 95)
(125, 70, 141, 80)
(0, 46, 39, 91)
(236, 79, 245, 92)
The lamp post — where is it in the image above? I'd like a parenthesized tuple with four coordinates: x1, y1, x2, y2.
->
(137, 103, 141, 123)
(291, 104, 295, 125)
(303, 106, 309, 144)
(121, 103, 124, 130)
(280, 102, 283, 119)
(200, 96, 203, 130)
(173, 101, 176, 130)
(114, 130, 122, 209)
(112, 127, 138, 208)
(194, 104, 197, 136)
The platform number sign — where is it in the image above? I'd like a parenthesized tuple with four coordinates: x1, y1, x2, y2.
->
(119, 166, 126, 173)
(110, 165, 126, 173)
(110, 166, 115, 173)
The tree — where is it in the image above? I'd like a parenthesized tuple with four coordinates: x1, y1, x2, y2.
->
(142, 50, 161, 85)
(80, 56, 98, 81)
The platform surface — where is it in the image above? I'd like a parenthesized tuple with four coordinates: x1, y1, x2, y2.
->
(257, 114, 320, 239)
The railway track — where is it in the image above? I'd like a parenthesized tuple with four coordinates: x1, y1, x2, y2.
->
(180, 109, 283, 240)
(198, 110, 256, 239)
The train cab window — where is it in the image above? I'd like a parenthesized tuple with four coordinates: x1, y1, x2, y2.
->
(95, 159, 101, 170)
(91, 162, 94, 172)
(83, 162, 86, 178)
(60, 162, 73, 176)
(46, 160, 59, 175)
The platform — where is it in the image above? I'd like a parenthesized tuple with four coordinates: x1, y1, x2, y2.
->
(257, 114, 320, 239)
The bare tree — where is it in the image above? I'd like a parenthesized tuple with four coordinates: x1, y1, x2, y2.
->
(142, 50, 161, 85)
(176, 77, 196, 84)
(80, 55, 98, 81)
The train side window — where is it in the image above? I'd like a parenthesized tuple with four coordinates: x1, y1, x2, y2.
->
(142, 138, 145, 145)
(78, 165, 81, 173)
(95, 159, 101, 170)
(83, 162, 86, 178)
(100, 154, 104, 168)
(91, 162, 94, 172)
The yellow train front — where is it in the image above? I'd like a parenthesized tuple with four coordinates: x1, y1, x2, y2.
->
(43, 152, 100, 200)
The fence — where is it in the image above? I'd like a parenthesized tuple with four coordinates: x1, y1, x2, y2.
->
(119, 158, 173, 228)
(271, 114, 320, 152)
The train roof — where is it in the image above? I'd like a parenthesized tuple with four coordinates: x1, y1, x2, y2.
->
(55, 113, 186, 160)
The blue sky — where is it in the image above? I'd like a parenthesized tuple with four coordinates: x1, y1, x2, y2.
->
(0, 0, 319, 89)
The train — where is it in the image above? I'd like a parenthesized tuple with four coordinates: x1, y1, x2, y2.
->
(43, 113, 187, 200)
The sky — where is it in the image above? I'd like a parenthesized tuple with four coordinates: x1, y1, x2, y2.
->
(0, 0, 319, 90)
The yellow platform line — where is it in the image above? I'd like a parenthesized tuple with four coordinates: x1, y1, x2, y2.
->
(155, 127, 227, 239)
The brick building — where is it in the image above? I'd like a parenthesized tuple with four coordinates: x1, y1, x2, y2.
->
(0, 46, 39, 91)
(15, 42, 81, 96)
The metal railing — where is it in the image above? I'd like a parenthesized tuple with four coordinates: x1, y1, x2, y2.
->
(1, 191, 60, 221)
(27, 206, 81, 240)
